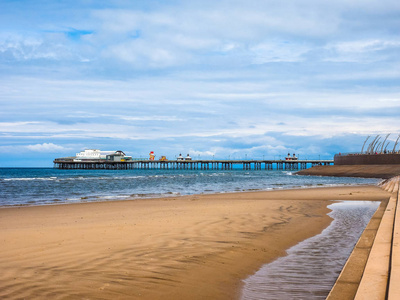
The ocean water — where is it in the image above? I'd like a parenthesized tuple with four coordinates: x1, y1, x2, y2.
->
(0, 168, 380, 207)
(242, 201, 380, 299)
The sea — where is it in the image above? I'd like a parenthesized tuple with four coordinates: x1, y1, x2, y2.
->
(0, 168, 381, 207)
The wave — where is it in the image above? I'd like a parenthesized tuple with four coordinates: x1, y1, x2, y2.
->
(2, 177, 58, 181)
(1, 172, 233, 182)
(0, 169, 380, 207)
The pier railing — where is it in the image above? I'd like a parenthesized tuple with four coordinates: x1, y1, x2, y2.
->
(53, 159, 333, 170)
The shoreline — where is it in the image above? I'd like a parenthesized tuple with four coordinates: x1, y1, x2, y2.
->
(0, 168, 381, 208)
(0, 185, 391, 299)
(0, 181, 382, 209)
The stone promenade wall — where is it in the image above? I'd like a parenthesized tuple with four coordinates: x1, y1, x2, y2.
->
(334, 153, 400, 165)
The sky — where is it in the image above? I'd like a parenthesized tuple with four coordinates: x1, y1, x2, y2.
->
(0, 0, 399, 167)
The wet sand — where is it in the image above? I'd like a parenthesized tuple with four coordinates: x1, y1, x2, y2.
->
(0, 186, 390, 299)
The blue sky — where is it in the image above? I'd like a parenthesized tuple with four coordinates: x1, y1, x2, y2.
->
(0, 0, 399, 167)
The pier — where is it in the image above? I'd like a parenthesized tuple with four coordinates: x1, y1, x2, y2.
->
(53, 159, 333, 170)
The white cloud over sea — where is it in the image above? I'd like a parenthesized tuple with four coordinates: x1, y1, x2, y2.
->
(0, 0, 399, 166)
(25, 143, 69, 152)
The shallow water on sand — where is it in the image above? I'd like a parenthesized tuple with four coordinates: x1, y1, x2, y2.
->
(241, 200, 380, 300)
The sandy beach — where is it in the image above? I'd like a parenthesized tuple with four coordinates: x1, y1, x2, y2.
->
(0, 185, 390, 299)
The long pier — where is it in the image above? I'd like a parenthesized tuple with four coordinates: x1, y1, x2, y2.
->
(53, 159, 333, 170)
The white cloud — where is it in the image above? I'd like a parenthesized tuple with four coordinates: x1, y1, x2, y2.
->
(0, 121, 41, 127)
(189, 150, 216, 157)
(324, 39, 400, 62)
(26, 143, 69, 152)
(334, 40, 400, 53)
(250, 41, 310, 63)
(1, 0, 399, 71)
(0, 33, 73, 61)
(0, 0, 400, 166)
(88, 2, 342, 68)
(118, 115, 184, 122)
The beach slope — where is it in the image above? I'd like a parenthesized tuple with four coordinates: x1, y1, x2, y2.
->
(0, 186, 390, 299)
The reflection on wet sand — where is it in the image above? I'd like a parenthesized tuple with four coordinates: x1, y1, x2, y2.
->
(242, 201, 380, 300)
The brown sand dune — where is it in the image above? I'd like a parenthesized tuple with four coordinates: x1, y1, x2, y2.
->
(0, 186, 390, 299)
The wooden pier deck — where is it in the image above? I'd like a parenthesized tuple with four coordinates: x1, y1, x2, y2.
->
(53, 159, 333, 170)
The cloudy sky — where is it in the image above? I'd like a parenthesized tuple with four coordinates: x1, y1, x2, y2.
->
(1, 0, 399, 166)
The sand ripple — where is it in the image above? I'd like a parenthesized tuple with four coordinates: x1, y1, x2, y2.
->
(0, 186, 389, 299)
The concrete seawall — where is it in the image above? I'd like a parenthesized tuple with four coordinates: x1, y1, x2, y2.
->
(334, 153, 400, 165)
(296, 165, 400, 179)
